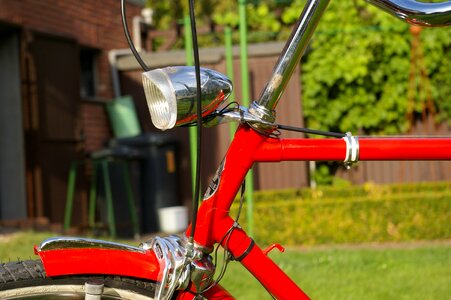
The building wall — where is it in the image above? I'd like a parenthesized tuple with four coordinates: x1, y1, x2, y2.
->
(0, 0, 142, 96)
(0, 0, 144, 225)
(0, 32, 27, 220)
(0, 0, 143, 153)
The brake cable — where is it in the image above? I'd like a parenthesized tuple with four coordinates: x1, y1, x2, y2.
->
(120, 0, 150, 71)
(276, 124, 346, 138)
(121, 0, 203, 243)
(187, 0, 203, 245)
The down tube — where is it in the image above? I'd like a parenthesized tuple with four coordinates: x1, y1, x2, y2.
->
(240, 244, 310, 299)
(220, 129, 310, 298)
(190, 126, 311, 299)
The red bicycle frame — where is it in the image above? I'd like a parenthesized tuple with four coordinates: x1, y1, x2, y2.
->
(34, 112, 450, 297)
(34, 0, 451, 299)
(36, 124, 451, 299)
(175, 124, 451, 299)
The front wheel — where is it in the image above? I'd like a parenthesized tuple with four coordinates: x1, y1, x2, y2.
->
(0, 260, 158, 299)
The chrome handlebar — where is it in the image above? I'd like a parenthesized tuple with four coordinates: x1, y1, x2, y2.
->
(367, 0, 451, 27)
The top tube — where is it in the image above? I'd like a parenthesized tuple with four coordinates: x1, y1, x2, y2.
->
(367, 0, 451, 27)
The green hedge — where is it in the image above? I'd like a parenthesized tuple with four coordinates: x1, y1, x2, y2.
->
(231, 182, 451, 246)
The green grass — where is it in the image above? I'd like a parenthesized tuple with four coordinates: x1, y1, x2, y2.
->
(233, 182, 451, 246)
(0, 231, 126, 262)
(1, 232, 450, 299)
(0, 231, 51, 261)
(218, 243, 451, 299)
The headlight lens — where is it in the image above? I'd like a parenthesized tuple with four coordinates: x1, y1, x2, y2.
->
(142, 66, 232, 130)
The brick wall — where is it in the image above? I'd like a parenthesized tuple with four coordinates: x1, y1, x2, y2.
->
(0, 0, 143, 152)
(0, 0, 142, 97)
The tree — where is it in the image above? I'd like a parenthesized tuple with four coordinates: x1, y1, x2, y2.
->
(297, 0, 451, 134)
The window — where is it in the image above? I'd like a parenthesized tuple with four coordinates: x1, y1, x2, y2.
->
(79, 48, 98, 98)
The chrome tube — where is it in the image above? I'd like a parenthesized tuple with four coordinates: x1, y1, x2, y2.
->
(255, 0, 330, 119)
(38, 237, 146, 253)
(366, 0, 451, 27)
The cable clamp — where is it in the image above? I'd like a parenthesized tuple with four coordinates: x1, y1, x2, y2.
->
(239, 108, 246, 124)
(232, 221, 241, 230)
(342, 132, 359, 169)
(233, 239, 255, 262)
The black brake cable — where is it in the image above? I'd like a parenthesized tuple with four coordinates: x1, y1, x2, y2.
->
(120, 0, 150, 72)
(276, 124, 346, 138)
(200, 181, 246, 295)
(188, 0, 203, 244)
(121, 0, 202, 242)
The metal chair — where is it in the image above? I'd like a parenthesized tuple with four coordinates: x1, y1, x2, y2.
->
(63, 96, 142, 238)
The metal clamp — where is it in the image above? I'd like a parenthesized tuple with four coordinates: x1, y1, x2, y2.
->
(343, 132, 359, 169)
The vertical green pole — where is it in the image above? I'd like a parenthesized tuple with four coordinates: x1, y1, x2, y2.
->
(102, 160, 116, 238)
(64, 161, 78, 231)
(239, 0, 254, 236)
(121, 161, 140, 238)
(183, 15, 198, 197)
(89, 160, 98, 228)
(224, 26, 237, 141)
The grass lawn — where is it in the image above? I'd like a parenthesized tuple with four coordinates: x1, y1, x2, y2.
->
(219, 243, 451, 300)
(1, 231, 450, 299)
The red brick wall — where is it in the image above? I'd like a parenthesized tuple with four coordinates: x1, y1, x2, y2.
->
(0, 0, 141, 97)
(0, 0, 143, 152)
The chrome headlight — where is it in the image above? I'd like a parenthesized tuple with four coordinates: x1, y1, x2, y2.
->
(142, 66, 233, 130)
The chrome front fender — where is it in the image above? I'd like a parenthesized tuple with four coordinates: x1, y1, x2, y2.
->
(35, 237, 160, 280)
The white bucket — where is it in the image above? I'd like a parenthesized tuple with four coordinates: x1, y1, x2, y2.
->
(158, 206, 188, 234)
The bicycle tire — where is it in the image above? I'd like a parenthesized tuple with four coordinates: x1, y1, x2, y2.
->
(0, 260, 158, 299)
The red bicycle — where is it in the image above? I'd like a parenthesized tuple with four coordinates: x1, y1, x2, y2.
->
(1, 0, 450, 299)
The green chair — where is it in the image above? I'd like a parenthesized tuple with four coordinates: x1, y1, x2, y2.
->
(64, 96, 142, 238)
(105, 95, 142, 138)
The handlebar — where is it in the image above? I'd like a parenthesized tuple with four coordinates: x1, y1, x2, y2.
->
(367, 0, 451, 27)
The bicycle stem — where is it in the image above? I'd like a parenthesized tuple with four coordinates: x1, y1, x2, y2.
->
(254, 0, 330, 120)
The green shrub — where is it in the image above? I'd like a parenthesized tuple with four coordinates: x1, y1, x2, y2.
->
(232, 182, 451, 245)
